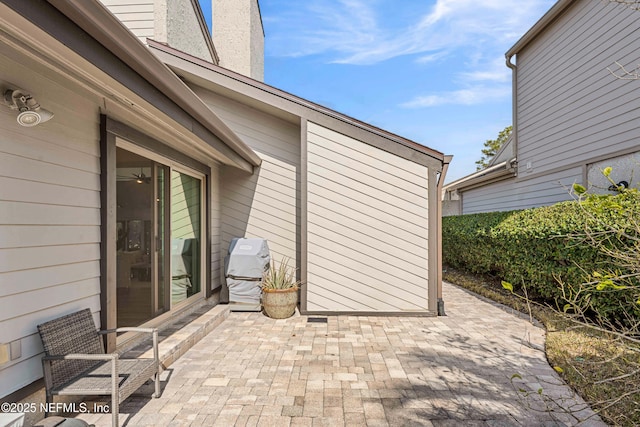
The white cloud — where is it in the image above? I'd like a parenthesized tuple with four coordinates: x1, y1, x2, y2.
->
(401, 85, 511, 108)
(264, 0, 553, 110)
(416, 51, 449, 64)
(459, 56, 512, 82)
(265, 0, 554, 65)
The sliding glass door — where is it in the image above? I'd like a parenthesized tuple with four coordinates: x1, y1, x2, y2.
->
(170, 170, 201, 306)
(116, 147, 203, 327)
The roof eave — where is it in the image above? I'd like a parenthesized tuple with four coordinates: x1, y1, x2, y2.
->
(148, 40, 446, 167)
(45, 0, 261, 168)
(506, 0, 575, 57)
(444, 160, 516, 192)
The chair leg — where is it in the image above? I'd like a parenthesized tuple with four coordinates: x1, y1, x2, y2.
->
(154, 372, 160, 398)
(45, 393, 51, 417)
(112, 394, 118, 427)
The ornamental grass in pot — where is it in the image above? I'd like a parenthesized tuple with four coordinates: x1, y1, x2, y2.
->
(261, 258, 301, 319)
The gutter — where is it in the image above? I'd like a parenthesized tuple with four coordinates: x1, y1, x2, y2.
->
(506, 53, 518, 173)
(436, 155, 453, 316)
(444, 160, 515, 193)
(503, 0, 574, 179)
(46, 0, 262, 168)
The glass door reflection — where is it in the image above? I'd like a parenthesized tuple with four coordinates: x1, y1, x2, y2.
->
(170, 170, 201, 305)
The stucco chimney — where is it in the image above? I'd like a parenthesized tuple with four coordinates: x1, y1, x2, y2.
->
(212, 0, 264, 81)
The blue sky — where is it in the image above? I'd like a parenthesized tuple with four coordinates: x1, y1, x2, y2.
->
(200, 0, 556, 182)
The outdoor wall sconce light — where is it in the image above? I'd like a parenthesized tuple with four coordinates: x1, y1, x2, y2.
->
(3, 88, 54, 127)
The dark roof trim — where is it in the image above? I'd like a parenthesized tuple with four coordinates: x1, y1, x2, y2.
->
(444, 160, 516, 192)
(148, 40, 445, 166)
(487, 134, 514, 167)
(189, 0, 220, 64)
(256, 0, 266, 37)
(506, 0, 574, 57)
(8, 0, 260, 169)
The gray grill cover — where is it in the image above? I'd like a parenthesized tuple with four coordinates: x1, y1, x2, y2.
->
(225, 278, 262, 304)
(225, 238, 270, 280)
(224, 238, 270, 305)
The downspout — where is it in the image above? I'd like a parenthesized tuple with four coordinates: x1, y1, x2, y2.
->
(506, 53, 518, 174)
(437, 155, 453, 316)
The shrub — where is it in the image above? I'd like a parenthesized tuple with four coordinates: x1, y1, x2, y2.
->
(443, 190, 640, 322)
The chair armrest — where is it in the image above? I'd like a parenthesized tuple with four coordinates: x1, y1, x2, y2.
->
(99, 327, 156, 335)
(43, 353, 118, 361)
(99, 328, 160, 363)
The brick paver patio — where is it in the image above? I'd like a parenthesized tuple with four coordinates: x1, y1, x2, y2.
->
(76, 282, 605, 426)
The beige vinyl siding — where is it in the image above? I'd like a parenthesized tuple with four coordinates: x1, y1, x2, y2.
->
(100, 0, 155, 42)
(305, 122, 429, 313)
(210, 162, 223, 290)
(192, 87, 301, 268)
(516, 0, 640, 177)
(462, 167, 581, 214)
(0, 55, 101, 397)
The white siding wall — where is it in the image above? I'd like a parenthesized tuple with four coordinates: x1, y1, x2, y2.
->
(192, 87, 300, 275)
(0, 56, 101, 397)
(306, 122, 430, 312)
(517, 0, 640, 178)
(462, 167, 582, 214)
(100, 0, 155, 42)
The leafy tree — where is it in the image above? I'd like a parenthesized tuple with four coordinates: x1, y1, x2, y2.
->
(475, 125, 512, 171)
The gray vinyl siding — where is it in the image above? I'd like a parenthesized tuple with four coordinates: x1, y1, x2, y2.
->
(461, 0, 640, 214)
(0, 54, 101, 397)
(100, 0, 155, 41)
(516, 0, 640, 178)
(191, 87, 301, 271)
(305, 122, 430, 313)
(462, 167, 581, 214)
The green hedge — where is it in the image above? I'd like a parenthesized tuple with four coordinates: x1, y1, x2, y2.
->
(443, 190, 640, 321)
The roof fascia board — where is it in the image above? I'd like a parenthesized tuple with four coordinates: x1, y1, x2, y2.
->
(0, 14, 239, 170)
(47, 0, 261, 166)
(506, 0, 574, 57)
(487, 134, 513, 167)
(455, 168, 514, 192)
(148, 41, 445, 170)
(188, 0, 220, 64)
(17, 0, 260, 169)
(444, 161, 515, 192)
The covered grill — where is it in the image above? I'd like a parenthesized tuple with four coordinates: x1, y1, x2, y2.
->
(223, 238, 270, 311)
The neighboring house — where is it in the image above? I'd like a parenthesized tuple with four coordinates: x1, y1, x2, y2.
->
(0, 0, 449, 405)
(443, 0, 640, 215)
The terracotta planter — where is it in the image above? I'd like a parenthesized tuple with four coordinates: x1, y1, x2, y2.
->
(262, 287, 298, 319)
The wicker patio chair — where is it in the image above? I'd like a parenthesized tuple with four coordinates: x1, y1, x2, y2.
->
(37, 309, 160, 427)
